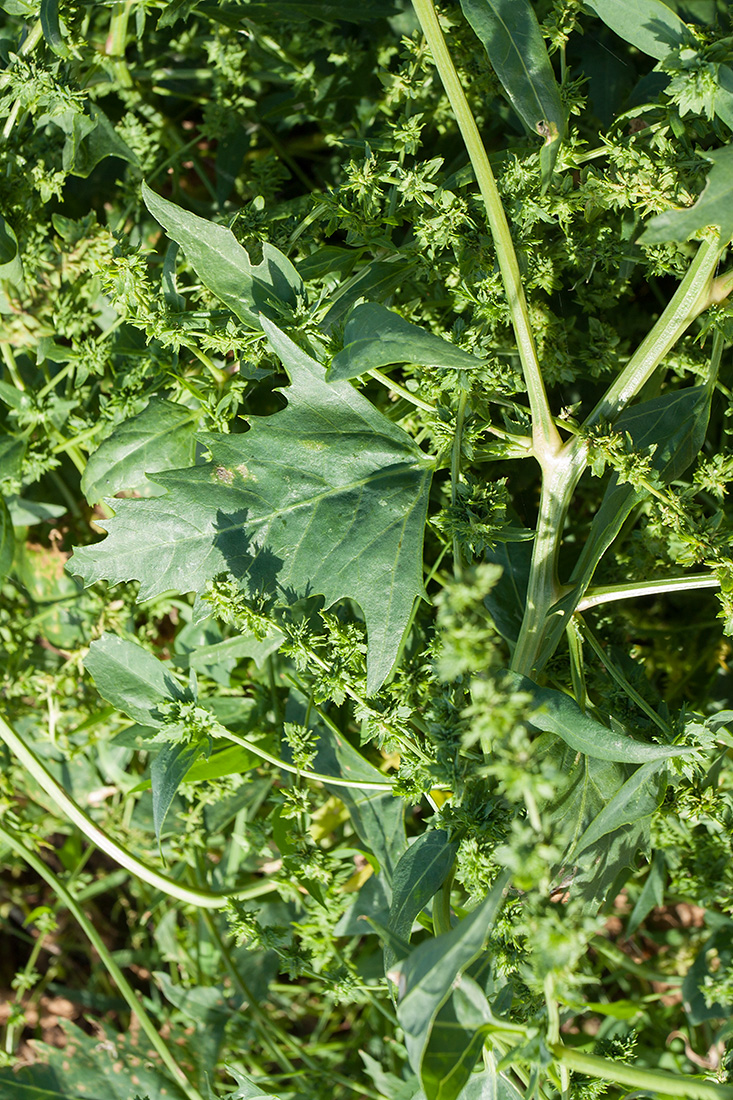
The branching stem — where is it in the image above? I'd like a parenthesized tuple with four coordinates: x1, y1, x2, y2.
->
(0, 713, 274, 910)
(0, 822, 205, 1100)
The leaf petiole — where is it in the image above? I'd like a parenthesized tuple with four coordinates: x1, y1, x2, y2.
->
(578, 573, 720, 612)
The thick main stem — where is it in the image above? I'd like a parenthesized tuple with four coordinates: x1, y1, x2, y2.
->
(550, 1043, 733, 1100)
(410, 0, 560, 455)
(511, 440, 587, 677)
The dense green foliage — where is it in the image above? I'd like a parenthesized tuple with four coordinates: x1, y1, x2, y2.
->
(2, 0, 733, 1097)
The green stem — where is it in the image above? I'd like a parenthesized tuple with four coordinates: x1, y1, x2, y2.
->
(0, 21, 43, 93)
(220, 727, 394, 790)
(577, 573, 720, 612)
(367, 368, 436, 413)
(1, 343, 25, 390)
(451, 388, 468, 579)
(0, 822, 205, 1100)
(550, 1043, 733, 1099)
(585, 237, 724, 428)
(510, 439, 587, 677)
(4, 918, 52, 1056)
(565, 618, 587, 710)
(105, 0, 134, 88)
(410, 0, 560, 456)
(0, 713, 275, 910)
(185, 341, 229, 386)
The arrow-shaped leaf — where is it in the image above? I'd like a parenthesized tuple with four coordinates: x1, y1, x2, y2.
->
(329, 302, 481, 381)
(142, 182, 304, 328)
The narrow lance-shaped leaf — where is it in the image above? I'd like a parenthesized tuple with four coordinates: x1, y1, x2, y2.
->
(84, 633, 186, 727)
(0, 494, 14, 582)
(70, 320, 434, 694)
(0, 213, 24, 288)
(394, 870, 510, 1077)
(571, 759, 667, 858)
(40, 0, 70, 56)
(507, 673, 695, 763)
(152, 740, 204, 845)
(640, 145, 733, 245)
(385, 830, 459, 973)
(458, 0, 566, 182)
(628, 849, 666, 934)
(287, 691, 407, 881)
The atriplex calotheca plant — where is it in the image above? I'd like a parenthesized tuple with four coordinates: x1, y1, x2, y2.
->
(3, 0, 733, 1097)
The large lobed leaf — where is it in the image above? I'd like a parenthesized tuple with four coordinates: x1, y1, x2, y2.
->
(0, 1018, 186, 1100)
(70, 320, 434, 694)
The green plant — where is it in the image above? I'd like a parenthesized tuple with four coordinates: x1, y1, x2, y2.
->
(3, 0, 733, 1097)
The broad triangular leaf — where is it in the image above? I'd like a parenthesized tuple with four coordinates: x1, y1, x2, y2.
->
(329, 302, 481, 381)
(142, 183, 303, 327)
(70, 321, 433, 694)
(640, 144, 733, 244)
(572, 758, 666, 858)
(546, 749, 667, 905)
